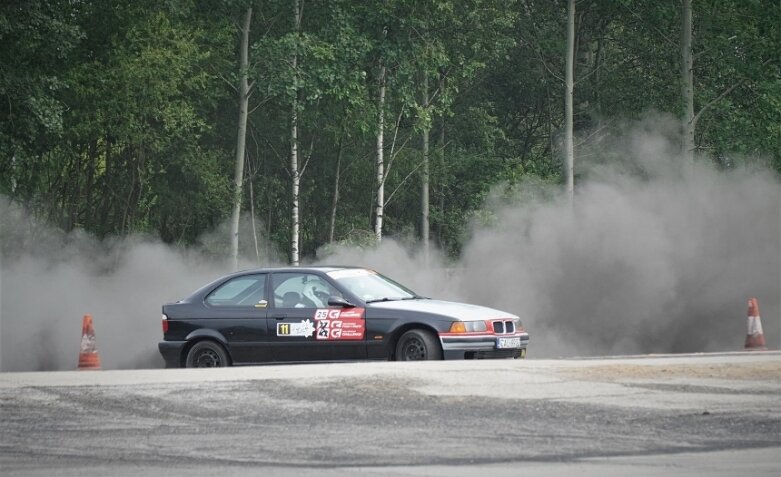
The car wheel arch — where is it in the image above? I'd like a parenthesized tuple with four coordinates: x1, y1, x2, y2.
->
(389, 323, 441, 360)
(184, 328, 229, 344)
(181, 329, 231, 367)
(182, 338, 232, 368)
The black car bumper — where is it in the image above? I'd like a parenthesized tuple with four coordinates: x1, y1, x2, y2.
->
(158, 341, 186, 368)
(440, 332, 529, 360)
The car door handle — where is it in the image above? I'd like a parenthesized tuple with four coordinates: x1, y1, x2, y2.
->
(271, 314, 287, 320)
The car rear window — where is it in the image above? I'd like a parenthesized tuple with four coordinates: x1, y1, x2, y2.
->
(206, 275, 266, 306)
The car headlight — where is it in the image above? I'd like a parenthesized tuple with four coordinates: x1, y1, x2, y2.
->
(449, 320, 488, 333)
(513, 318, 525, 332)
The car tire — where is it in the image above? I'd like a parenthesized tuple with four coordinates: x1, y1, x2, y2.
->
(395, 329, 443, 361)
(185, 341, 230, 368)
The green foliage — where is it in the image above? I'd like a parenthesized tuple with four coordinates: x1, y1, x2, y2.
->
(0, 0, 83, 191)
(2, 0, 778, 260)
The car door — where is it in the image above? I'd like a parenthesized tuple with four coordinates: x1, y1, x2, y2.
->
(268, 272, 367, 362)
(203, 273, 272, 363)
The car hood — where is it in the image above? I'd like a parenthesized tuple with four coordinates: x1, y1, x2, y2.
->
(368, 299, 518, 321)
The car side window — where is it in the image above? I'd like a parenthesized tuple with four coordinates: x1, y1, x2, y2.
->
(206, 274, 267, 307)
(272, 273, 342, 308)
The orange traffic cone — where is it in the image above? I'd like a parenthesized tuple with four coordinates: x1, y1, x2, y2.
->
(77, 314, 102, 370)
(744, 298, 767, 351)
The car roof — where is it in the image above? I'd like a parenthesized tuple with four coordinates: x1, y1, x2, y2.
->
(235, 265, 363, 274)
(179, 266, 369, 303)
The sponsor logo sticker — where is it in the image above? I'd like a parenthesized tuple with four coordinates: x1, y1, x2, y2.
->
(313, 308, 365, 340)
(276, 319, 316, 338)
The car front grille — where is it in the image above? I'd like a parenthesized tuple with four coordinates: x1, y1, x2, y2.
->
(492, 320, 515, 334)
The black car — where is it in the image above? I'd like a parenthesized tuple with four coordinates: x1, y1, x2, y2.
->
(158, 267, 529, 367)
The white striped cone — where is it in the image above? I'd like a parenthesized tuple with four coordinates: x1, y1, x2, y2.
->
(744, 298, 766, 351)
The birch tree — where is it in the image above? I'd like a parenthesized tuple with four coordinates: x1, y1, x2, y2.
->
(328, 134, 344, 244)
(230, 6, 253, 270)
(421, 74, 430, 260)
(289, 0, 302, 265)
(677, 0, 771, 163)
(564, 0, 575, 203)
(680, 0, 695, 162)
(374, 26, 387, 243)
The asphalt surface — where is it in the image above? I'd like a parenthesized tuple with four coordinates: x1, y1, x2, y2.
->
(1, 352, 780, 476)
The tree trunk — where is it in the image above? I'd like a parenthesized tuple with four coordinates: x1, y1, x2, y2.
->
(564, 0, 575, 204)
(83, 140, 97, 230)
(289, 0, 302, 265)
(681, 0, 695, 162)
(230, 6, 252, 270)
(99, 136, 112, 234)
(67, 149, 82, 230)
(329, 135, 344, 244)
(421, 74, 430, 262)
(290, 101, 300, 265)
(248, 160, 260, 264)
(437, 72, 446, 247)
(374, 62, 386, 243)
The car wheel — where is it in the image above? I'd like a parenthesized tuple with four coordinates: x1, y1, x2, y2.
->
(185, 341, 230, 368)
(395, 329, 442, 361)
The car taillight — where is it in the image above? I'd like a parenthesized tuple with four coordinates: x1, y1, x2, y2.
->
(162, 314, 169, 333)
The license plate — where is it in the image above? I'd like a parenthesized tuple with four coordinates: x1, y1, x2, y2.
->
(496, 337, 521, 349)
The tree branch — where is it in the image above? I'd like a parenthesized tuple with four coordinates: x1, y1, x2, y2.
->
(692, 58, 772, 127)
(219, 73, 238, 93)
(299, 136, 316, 177)
(618, 1, 676, 47)
(383, 107, 406, 183)
(384, 159, 423, 207)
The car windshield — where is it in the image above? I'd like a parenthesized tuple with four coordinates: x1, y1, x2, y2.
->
(327, 269, 417, 303)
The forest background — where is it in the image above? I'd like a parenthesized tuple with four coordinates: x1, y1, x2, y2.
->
(1, 0, 780, 369)
(1, 0, 778, 264)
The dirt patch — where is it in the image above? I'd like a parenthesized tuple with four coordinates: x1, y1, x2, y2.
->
(561, 361, 781, 382)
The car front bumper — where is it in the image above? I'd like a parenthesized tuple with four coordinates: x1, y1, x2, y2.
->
(158, 341, 186, 368)
(439, 332, 530, 359)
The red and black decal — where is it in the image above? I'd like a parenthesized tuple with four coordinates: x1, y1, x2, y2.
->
(313, 308, 365, 340)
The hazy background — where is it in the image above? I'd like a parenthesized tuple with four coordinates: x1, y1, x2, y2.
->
(1, 123, 779, 370)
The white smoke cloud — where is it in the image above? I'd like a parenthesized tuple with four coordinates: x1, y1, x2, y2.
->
(455, 120, 780, 357)
(0, 207, 281, 371)
(1, 119, 778, 369)
(318, 118, 779, 357)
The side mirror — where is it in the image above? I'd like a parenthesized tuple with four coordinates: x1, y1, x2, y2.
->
(327, 296, 355, 308)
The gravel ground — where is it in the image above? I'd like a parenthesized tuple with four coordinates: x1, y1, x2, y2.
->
(1, 352, 779, 476)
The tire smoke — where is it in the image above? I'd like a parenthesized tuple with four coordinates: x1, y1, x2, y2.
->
(0, 211, 280, 371)
(320, 122, 781, 358)
(1, 121, 778, 369)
